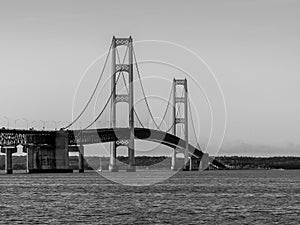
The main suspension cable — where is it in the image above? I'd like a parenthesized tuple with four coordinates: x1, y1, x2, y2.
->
(133, 46, 186, 133)
(188, 97, 202, 150)
(132, 46, 162, 130)
(83, 71, 122, 130)
(64, 41, 113, 129)
(157, 85, 173, 129)
(165, 89, 184, 133)
(82, 45, 130, 130)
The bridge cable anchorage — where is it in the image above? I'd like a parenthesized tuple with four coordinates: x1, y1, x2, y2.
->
(82, 45, 129, 130)
(132, 46, 181, 132)
(63, 41, 113, 130)
(115, 47, 144, 128)
(187, 96, 202, 151)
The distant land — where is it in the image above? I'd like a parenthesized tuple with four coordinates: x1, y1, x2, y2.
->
(0, 156, 299, 170)
(216, 156, 300, 170)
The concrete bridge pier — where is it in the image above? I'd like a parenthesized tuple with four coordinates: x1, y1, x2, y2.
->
(127, 139, 136, 172)
(109, 143, 118, 172)
(182, 160, 190, 171)
(21, 130, 72, 173)
(24, 145, 55, 173)
(1, 147, 17, 174)
(190, 156, 201, 171)
(78, 145, 84, 173)
(6, 149, 13, 174)
(199, 153, 209, 170)
(53, 130, 72, 173)
(26, 146, 35, 173)
(171, 149, 177, 171)
(55, 130, 70, 171)
(5, 148, 13, 174)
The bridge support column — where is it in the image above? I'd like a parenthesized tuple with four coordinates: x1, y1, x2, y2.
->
(127, 140, 135, 172)
(26, 146, 34, 173)
(5, 148, 13, 174)
(109, 36, 117, 172)
(110, 36, 136, 172)
(128, 36, 136, 172)
(199, 153, 209, 170)
(78, 145, 84, 173)
(171, 80, 177, 171)
(2, 147, 17, 174)
(171, 149, 177, 171)
(184, 78, 189, 171)
(109, 143, 118, 172)
(190, 156, 201, 171)
(173, 78, 190, 171)
(54, 130, 72, 173)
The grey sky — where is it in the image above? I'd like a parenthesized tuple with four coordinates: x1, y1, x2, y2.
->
(0, 0, 299, 156)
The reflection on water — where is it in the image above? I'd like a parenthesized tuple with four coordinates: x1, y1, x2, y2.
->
(0, 170, 299, 224)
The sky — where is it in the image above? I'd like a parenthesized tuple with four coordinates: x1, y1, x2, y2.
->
(0, 0, 299, 156)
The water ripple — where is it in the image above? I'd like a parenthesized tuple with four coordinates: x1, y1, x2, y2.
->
(0, 170, 299, 224)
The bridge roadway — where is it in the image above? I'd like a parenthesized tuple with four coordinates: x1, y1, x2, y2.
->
(68, 127, 227, 169)
(68, 128, 202, 158)
(0, 127, 227, 172)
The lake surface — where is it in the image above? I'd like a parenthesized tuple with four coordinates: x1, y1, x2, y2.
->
(0, 170, 299, 224)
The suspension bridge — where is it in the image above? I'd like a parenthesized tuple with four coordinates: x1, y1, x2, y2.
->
(0, 36, 227, 174)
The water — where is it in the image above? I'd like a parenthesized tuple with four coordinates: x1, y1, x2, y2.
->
(0, 170, 299, 224)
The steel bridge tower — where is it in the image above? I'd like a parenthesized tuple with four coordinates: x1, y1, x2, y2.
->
(171, 78, 190, 171)
(109, 36, 135, 172)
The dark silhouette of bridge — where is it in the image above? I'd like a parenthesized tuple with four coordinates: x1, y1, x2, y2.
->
(0, 36, 227, 174)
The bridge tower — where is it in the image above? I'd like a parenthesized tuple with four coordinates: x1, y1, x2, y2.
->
(109, 36, 135, 172)
(171, 78, 190, 171)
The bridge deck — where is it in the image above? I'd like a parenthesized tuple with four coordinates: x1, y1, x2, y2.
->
(67, 127, 203, 158)
(0, 127, 227, 169)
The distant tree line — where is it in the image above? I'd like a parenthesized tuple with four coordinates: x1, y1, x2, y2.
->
(0, 155, 171, 170)
(1, 155, 299, 170)
(216, 156, 300, 169)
